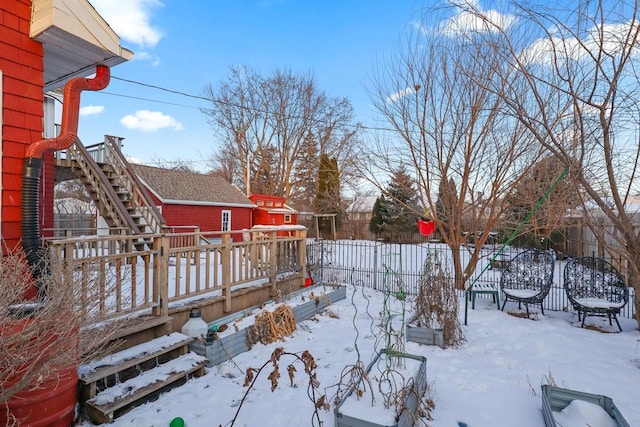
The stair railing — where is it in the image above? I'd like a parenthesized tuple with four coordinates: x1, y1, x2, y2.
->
(65, 139, 140, 233)
(102, 135, 166, 234)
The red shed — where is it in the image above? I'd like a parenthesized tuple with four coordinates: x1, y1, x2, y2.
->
(132, 164, 255, 240)
(0, 0, 132, 254)
(248, 194, 298, 228)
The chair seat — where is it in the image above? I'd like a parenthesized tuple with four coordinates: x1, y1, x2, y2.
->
(502, 288, 539, 299)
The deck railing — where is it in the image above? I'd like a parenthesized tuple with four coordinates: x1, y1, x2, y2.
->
(46, 227, 307, 321)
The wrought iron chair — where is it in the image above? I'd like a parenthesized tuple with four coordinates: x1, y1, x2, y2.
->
(563, 256, 628, 331)
(500, 249, 555, 316)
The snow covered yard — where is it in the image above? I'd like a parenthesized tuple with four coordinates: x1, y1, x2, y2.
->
(82, 284, 640, 427)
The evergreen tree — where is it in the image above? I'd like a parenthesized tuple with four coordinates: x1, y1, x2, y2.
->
(369, 196, 388, 234)
(314, 154, 342, 234)
(435, 177, 457, 224)
(384, 169, 419, 235)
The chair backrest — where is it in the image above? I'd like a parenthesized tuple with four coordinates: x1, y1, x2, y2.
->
(500, 249, 555, 292)
(563, 257, 628, 304)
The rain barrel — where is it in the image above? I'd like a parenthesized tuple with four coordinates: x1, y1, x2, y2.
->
(0, 317, 78, 427)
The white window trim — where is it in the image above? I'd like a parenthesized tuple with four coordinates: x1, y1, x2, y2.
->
(221, 210, 231, 232)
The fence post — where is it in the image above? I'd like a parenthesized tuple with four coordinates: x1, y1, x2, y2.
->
(152, 234, 169, 317)
(221, 233, 232, 312)
(269, 231, 278, 289)
(320, 239, 325, 284)
(297, 228, 307, 284)
(373, 243, 378, 290)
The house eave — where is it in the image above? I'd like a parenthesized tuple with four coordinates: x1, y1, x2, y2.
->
(30, 0, 134, 92)
(162, 199, 257, 209)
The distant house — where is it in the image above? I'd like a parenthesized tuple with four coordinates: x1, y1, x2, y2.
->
(346, 196, 378, 222)
(132, 164, 255, 238)
(248, 194, 297, 228)
(344, 195, 378, 240)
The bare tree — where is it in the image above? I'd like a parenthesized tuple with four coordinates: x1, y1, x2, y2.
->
(202, 66, 362, 208)
(456, 0, 640, 321)
(54, 179, 94, 214)
(367, 9, 545, 290)
(0, 250, 126, 412)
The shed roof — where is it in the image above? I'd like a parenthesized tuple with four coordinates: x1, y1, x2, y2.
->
(131, 164, 256, 208)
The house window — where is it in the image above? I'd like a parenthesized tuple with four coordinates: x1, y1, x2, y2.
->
(284, 214, 292, 223)
(276, 202, 282, 207)
(221, 210, 231, 231)
(257, 200, 264, 206)
(266, 201, 273, 207)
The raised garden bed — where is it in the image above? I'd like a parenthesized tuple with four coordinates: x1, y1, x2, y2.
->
(334, 349, 427, 427)
(541, 385, 630, 427)
(406, 324, 445, 349)
(191, 283, 346, 366)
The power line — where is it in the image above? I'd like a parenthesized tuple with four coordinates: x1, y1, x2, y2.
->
(109, 75, 399, 134)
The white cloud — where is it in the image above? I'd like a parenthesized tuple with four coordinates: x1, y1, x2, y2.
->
(120, 110, 184, 132)
(520, 20, 640, 66)
(89, 0, 163, 48)
(79, 105, 105, 117)
(386, 85, 421, 104)
(440, 0, 515, 36)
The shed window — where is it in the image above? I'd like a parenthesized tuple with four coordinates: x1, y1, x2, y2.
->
(284, 214, 292, 223)
(256, 200, 264, 206)
(221, 210, 231, 231)
(266, 201, 273, 207)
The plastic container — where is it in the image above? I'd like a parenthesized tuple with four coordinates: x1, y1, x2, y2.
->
(181, 308, 208, 339)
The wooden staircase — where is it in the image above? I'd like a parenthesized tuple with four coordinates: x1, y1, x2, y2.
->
(54, 135, 166, 249)
(78, 331, 208, 423)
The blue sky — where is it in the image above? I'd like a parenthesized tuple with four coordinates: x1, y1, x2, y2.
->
(79, 0, 424, 171)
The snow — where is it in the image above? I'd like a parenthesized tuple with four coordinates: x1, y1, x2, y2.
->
(90, 353, 207, 406)
(575, 297, 626, 309)
(78, 283, 640, 427)
(553, 399, 618, 427)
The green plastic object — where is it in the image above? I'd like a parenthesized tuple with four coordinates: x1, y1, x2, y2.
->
(209, 324, 219, 332)
(170, 417, 185, 427)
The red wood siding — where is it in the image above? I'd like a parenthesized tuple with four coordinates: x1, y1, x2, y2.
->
(161, 204, 253, 242)
(248, 193, 297, 229)
(1, 0, 45, 253)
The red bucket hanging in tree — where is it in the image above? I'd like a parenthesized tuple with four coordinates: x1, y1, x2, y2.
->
(418, 219, 435, 236)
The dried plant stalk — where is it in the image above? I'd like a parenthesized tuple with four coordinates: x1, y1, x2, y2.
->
(410, 252, 464, 347)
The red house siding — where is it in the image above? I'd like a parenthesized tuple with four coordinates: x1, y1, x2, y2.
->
(1, 0, 48, 254)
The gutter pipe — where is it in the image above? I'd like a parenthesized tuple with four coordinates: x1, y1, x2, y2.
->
(21, 66, 110, 283)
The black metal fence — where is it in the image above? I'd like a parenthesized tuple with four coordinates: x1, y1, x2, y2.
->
(306, 239, 636, 319)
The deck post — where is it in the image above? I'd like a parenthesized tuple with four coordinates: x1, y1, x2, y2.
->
(297, 228, 307, 283)
(269, 231, 278, 290)
(221, 233, 232, 312)
(152, 234, 169, 317)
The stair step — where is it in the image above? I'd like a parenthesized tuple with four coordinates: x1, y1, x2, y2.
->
(79, 332, 193, 394)
(84, 352, 207, 423)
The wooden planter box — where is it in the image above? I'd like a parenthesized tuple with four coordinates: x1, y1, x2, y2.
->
(334, 349, 427, 427)
(541, 385, 630, 427)
(406, 324, 445, 349)
(191, 284, 346, 366)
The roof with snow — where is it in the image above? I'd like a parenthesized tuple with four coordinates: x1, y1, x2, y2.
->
(346, 195, 378, 213)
